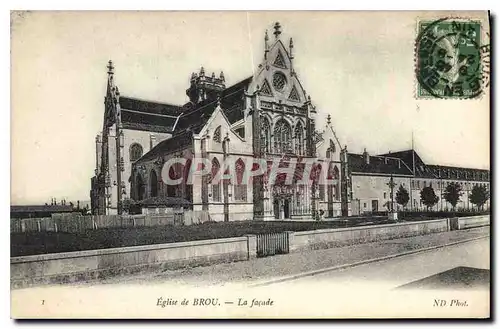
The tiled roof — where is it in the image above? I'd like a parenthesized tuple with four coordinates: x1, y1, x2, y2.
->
(379, 149, 490, 181)
(119, 96, 183, 116)
(173, 100, 217, 134)
(220, 76, 252, 123)
(379, 150, 424, 173)
(423, 165, 489, 181)
(135, 129, 193, 163)
(121, 110, 177, 133)
(348, 153, 413, 176)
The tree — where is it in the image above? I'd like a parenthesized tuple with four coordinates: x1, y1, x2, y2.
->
(469, 184, 490, 211)
(420, 186, 439, 210)
(396, 185, 410, 210)
(121, 198, 135, 214)
(443, 182, 463, 210)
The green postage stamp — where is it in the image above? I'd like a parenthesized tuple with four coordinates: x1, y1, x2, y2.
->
(416, 18, 487, 99)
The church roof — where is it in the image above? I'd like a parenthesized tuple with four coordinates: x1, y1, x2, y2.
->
(119, 96, 183, 133)
(173, 76, 253, 135)
(126, 76, 252, 165)
(135, 129, 194, 163)
(119, 96, 183, 116)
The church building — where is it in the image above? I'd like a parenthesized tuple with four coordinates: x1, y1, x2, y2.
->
(90, 22, 348, 220)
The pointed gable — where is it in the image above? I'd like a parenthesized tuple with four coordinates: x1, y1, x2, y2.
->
(273, 49, 287, 69)
(260, 79, 273, 97)
(288, 85, 300, 102)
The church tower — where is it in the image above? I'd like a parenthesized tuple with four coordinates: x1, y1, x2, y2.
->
(186, 67, 226, 105)
(246, 22, 320, 221)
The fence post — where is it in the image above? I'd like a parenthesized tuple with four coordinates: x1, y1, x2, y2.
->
(285, 231, 295, 253)
(246, 234, 257, 260)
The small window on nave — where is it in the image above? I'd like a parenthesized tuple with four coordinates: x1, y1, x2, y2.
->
(213, 126, 222, 143)
(130, 143, 143, 162)
(211, 158, 221, 202)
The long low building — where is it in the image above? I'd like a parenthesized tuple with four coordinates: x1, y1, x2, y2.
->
(348, 149, 490, 214)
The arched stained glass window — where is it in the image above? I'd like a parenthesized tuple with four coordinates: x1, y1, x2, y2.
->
(130, 143, 143, 162)
(211, 158, 221, 202)
(213, 126, 222, 143)
(273, 119, 292, 154)
(234, 158, 247, 201)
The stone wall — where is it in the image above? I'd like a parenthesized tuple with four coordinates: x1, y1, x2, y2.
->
(450, 215, 490, 230)
(288, 218, 450, 252)
(11, 235, 256, 289)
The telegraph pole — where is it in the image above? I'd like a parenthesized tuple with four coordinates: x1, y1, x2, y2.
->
(387, 174, 396, 213)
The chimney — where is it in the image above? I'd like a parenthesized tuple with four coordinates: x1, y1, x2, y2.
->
(363, 148, 370, 164)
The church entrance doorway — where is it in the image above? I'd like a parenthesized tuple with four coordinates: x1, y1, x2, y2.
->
(273, 197, 292, 220)
(283, 199, 290, 219)
(273, 199, 280, 219)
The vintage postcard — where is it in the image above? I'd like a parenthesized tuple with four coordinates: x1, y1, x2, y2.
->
(10, 11, 491, 319)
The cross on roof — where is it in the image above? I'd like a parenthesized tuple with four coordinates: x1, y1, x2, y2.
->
(273, 22, 282, 39)
(107, 60, 114, 76)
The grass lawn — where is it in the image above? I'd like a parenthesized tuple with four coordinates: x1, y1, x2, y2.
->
(11, 216, 398, 257)
(13, 212, 486, 257)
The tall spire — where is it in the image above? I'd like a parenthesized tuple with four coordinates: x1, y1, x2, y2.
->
(106, 60, 115, 91)
(106, 60, 116, 94)
(273, 22, 282, 39)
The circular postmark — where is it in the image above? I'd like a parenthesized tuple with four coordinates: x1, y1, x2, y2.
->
(416, 18, 483, 99)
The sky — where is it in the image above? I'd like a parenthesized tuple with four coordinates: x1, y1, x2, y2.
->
(10, 11, 490, 205)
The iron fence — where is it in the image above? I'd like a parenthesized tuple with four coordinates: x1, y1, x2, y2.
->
(256, 232, 289, 257)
